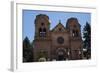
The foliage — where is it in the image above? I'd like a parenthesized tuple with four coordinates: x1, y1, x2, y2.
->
(23, 36, 33, 62)
(83, 22, 91, 59)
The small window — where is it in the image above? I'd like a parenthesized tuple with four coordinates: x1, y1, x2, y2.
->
(73, 25, 77, 28)
(59, 28, 62, 31)
(41, 23, 44, 26)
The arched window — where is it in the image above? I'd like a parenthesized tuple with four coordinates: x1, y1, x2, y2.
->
(42, 28, 46, 37)
(39, 28, 46, 37)
(72, 30, 79, 37)
(72, 30, 75, 37)
(39, 28, 42, 32)
(43, 28, 46, 32)
(39, 28, 42, 37)
(75, 30, 79, 37)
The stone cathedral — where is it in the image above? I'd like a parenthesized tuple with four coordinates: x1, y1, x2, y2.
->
(33, 14, 83, 61)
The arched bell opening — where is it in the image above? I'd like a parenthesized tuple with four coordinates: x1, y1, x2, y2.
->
(39, 27, 46, 37)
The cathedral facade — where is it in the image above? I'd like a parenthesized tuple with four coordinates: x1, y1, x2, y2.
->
(33, 14, 83, 61)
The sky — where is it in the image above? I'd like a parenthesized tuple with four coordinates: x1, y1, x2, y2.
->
(23, 10, 91, 42)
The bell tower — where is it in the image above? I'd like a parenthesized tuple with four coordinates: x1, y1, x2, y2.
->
(66, 18, 81, 38)
(66, 18, 83, 60)
(34, 14, 50, 39)
(34, 14, 51, 61)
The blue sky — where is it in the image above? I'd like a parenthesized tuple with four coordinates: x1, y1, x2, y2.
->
(23, 10, 91, 42)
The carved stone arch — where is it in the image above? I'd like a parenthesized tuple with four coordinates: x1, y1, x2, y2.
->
(56, 48, 67, 61)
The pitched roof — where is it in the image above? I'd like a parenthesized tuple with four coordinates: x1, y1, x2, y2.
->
(51, 21, 67, 32)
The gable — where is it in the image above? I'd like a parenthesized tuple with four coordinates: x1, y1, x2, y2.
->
(51, 24, 67, 32)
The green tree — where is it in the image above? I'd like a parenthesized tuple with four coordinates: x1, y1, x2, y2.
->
(23, 36, 33, 62)
(83, 22, 91, 59)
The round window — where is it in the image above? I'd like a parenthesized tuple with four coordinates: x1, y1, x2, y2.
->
(57, 37, 64, 44)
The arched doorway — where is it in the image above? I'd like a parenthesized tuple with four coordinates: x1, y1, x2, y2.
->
(56, 48, 67, 61)
(58, 51, 65, 60)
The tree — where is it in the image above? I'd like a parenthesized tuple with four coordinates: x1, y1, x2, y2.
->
(23, 36, 33, 62)
(83, 22, 91, 59)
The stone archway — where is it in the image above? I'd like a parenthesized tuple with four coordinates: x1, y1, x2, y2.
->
(56, 48, 67, 61)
